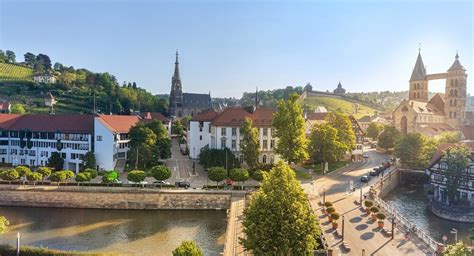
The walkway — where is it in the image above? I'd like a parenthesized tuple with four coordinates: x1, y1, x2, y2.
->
(223, 195, 247, 256)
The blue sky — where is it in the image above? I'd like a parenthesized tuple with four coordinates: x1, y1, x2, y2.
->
(1, 0, 472, 97)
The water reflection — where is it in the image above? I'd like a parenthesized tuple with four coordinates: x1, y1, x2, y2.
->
(384, 184, 472, 244)
(0, 206, 226, 255)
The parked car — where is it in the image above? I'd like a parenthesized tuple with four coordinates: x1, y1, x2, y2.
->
(383, 161, 391, 168)
(363, 152, 369, 158)
(360, 175, 371, 182)
(369, 169, 379, 176)
(153, 180, 171, 186)
(175, 181, 190, 188)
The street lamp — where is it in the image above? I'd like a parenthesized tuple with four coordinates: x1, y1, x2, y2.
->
(362, 249, 365, 256)
(450, 228, 458, 243)
(341, 215, 345, 242)
(391, 217, 396, 240)
(360, 187, 363, 205)
(323, 188, 326, 204)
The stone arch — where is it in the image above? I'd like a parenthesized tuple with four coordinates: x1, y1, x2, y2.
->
(401, 116, 408, 134)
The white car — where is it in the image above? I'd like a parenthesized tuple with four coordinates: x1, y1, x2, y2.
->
(363, 152, 369, 158)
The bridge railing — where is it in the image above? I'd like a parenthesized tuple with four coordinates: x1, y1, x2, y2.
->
(371, 170, 440, 252)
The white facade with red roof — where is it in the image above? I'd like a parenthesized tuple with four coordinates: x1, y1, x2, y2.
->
(0, 102, 11, 114)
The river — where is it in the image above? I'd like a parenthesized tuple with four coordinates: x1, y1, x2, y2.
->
(0, 206, 227, 256)
(384, 184, 472, 244)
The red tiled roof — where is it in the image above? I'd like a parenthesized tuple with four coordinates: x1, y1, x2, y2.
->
(460, 125, 474, 141)
(140, 112, 169, 123)
(306, 112, 328, 121)
(211, 107, 274, 127)
(0, 114, 94, 133)
(191, 109, 218, 122)
(428, 142, 474, 168)
(419, 123, 455, 136)
(97, 114, 141, 133)
(0, 102, 10, 110)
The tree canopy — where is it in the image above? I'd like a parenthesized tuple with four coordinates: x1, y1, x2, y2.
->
(366, 122, 383, 140)
(325, 112, 356, 151)
(378, 125, 401, 150)
(309, 123, 346, 163)
(240, 161, 320, 255)
(172, 240, 203, 256)
(207, 167, 228, 186)
(442, 144, 471, 205)
(272, 93, 308, 164)
(0, 216, 9, 234)
(239, 117, 260, 169)
(443, 241, 471, 256)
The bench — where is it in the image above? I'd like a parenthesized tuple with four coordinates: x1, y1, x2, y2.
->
(343, 242, 351, 252)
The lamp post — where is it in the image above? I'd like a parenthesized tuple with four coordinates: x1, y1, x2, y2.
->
(323, 188, 326, 204)
(362, 249, 365, 256)
(360, 187, 363, 205)
(451, 228, 458, 243)
(391, 217, 396, 240)
(192, 147, 196, 175)
(341, 215, 345, 242)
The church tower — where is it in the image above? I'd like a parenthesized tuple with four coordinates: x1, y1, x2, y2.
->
(409, 51, 429, 102)
(444, 52, 467, 127)
(169, 51, 183, 117)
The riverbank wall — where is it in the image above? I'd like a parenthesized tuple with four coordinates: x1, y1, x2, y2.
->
(373, 168, 426, 198)
(0, 185, 246, 210)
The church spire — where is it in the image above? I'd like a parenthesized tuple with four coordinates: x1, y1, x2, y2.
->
(174, 50, 180, 80)
(410, 51, 427, 81)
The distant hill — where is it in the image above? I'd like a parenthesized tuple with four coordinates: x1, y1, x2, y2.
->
(0, 63, 33, 82)
(301, 95, 380, 118)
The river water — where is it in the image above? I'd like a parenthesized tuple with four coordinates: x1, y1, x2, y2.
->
(0, 206, 227, 256)
(384, 184, 472, 244)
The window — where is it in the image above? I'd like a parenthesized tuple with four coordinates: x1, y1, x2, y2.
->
(221, 128, 226, 136)
(232, 128, 237, 136)
(270, 140, 275, 149)
(232, 139, 236, 149)
(61, 153, 66, 159)
(96, 135, 103, 141)
(200, 135, 202, 141)
(221, 138, 226, 148)
(263, 128, 268, 136)
(270, 155, 275, 164)
(455, 79, 458, 87)
(263, 140, 268, 150)
(262, 155, 267, 164)
(208, 125, 211, 133)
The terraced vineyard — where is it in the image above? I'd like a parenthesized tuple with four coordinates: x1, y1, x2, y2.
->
(0, 63, 33, 82)
(301, 95, 380, 118)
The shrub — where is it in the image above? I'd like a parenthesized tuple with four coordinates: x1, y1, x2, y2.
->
(150, 165, 171, 181)
(207, 167, 228, 186)
(376, 213, 386, 220)
(229, 168, 249, 185)
(83, 168, 98, 179)
(127, 170, 147, 183)
(370, 206, 379, 213)
(36, 167, 52, 179)
(364, 200, 373, 208)
(102, 170, 119, 184)
(252, 170, 264, 181)
(1, 169, 19, 183)
(330, 212, 340, 220)
(326, 207, 335, 214)
(75, 173, 91, 184)
(15, 166, 32, 177)
(324, 201, 333, 207)
(26, 172, 42, 184)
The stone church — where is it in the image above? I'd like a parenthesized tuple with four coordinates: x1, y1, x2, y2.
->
(168, 51, 212, 118)
(392, 51, 468, 136)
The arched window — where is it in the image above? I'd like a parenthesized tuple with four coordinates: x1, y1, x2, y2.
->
(262, 154, 267, 164)
(449, 89, 453, 96)
(454, 99, 457, 106)
(270, 155, 275, 164)
(454, 90, 458, 97)
(454, 112, 457, 118)
(451, 79, 454, 87)
(449, 99, 452, 106)
(417, 92, 420, 98)
(455, 79, 458, 87)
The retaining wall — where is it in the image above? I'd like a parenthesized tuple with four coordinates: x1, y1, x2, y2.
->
(0, 185, 240, 210)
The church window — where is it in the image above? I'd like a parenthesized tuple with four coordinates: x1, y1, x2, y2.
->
(451, 80, 454, 87)
(454, 99, 457, 106)
(454, 90, 458, 97)
(454, 112, 457, 118)
(455, 79, 458, 87)
(449, 89, 453, 96)
(199, 135, 202, 141)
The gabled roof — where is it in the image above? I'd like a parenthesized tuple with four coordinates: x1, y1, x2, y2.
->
(182, 93, 212, 108)
(419, 123, 455, 136)
(358, 115, 373, 122)
(428, 142, 474, 168)
(460, 125, 474, 141)
(403, 100, 444, 115)
(410, 53, 427, 81)
(140, 112, 169, 124)
(211, 107, 274, 127)
(306, 112, 329, 121)
(448, 53, 465, 72)
(427, 93, 445, 115)
(0, 102, 10, 110)
(0, 114, 94, 133)
(191, 109, 218, 122)
(97, 114, 141, 133)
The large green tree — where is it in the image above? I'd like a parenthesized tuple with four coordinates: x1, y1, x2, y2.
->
(128, 123, 157, 169)
(378, 125, 401, 151)
(10, 103, 26, 114)
(83, 152, 96, 170)
(48, 152, 64, 171)
(272, 93, 308, 164)
(394, 133, 424, 168)
(366, 122, 382, 140)
(240, 161, 320, 255)
(443, 242, 471, 256)
(309, 123, 346, 163)
(325, 112, 356, 151)
(172, 240, 203, 256)
(239, 117, 260, 169)
(442, 145, 471, 204)
(207, 167, 228, 186)
(229, 168, 250, 188)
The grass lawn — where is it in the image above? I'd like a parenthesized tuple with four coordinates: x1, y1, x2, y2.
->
(293, 169, 312, 180)
(302, 96, 379, 118)
(303, 160, 351, 175)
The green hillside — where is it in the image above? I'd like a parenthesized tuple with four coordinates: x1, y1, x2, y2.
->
(0, 63, 33, 82)
(301, 95, 380, 118)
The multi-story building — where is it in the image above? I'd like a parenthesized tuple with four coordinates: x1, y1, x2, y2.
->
(0, 114, 94, 172)
(187, 107, 280, 165)
(0, 102, 11, 114)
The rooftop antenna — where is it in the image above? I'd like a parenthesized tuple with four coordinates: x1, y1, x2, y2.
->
(418, 42, 421, 54)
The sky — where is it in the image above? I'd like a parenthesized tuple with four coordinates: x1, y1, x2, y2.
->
(0, 0, 473, 98)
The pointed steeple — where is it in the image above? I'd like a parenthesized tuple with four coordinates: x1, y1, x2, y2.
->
(448, 51, 465, 72)
(255, 87, 259, 109)
(173, 50, 180, 80)
(410, 52, 427, 81)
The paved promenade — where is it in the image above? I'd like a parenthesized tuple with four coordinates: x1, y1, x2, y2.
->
(223, 195, 247, 256)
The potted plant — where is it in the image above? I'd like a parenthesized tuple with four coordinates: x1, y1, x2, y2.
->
(331, 212, 340, 229)
(326, 207, 335, 221)
(377, 213, 386, 228)
(370, 206, 379, 221)
(324, 201, 333, 214)
(364, 200, 373, 214)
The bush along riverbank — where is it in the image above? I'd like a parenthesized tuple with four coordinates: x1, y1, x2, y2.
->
(0, 244, 118, 256)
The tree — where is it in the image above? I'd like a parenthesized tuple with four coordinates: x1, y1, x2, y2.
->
(1, 169, 19, 184)
(75, 172, 91, 185)
(443, 242, 471, 256)
(172, 240, 203, 256)
(366, 122, 382, 140)
(24, 52, 36, 67)
(150, 165, 171, 187)
(10, 103, 26, 114)
(83, 152, 96, 170)
(378, 125, 401, 151)
(239, 117, 260, 169)
(5, 50, 15, 63)
(325, 112, 356, 151)
(240, 161, 320, 254)
(128, 123, 157, 169)
(127, 170, 147, 185)
(145, 120, 172, 160)
(252, 170, 264, 181)
(394, 133, 424, 168)
(15, 166, 32, 178)
(0, 50, 6, 63)
(48, 171, 67, 185)
(308, 123, 346, 163)
(436, 131, 462, 144)
(172, 120, 184, 136)
(26, 172, 43, 185)
(102, 170, 119, 185)
(48, 152, 64, 171)
(207, 167, 228, 186)
(37, 167, 52, 181)
(0, 216, 9, 234)
(35, 54, 52, 71)
(198, 148, 240, 169)
(272, 93, 308, 164)
(229, 168, 249, 188)
(442, 145, 471, 205)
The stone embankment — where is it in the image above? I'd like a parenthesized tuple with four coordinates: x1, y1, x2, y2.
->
(0, 185, 248, 210)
